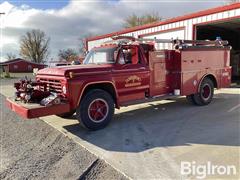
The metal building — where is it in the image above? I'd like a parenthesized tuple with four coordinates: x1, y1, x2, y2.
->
(0, 58, 46, 72)
(86, 3, 240, 77)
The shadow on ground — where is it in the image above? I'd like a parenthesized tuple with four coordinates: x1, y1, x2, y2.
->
(59, 93, 239, 152)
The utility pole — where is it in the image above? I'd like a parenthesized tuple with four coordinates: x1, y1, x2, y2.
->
(0, 12, 5, 62)
(0, 12, 5, 166)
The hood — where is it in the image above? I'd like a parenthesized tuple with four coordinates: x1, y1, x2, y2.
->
(37, 64, 113, 77)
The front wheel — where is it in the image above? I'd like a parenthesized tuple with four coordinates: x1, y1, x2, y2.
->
(76, 89, 114, 130)
(192, 78, 214, 106)
(186, 95, 196, 105)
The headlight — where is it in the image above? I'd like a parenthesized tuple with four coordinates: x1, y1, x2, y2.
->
(62, 85, 67, 94)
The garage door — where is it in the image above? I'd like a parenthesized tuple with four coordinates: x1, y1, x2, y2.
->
(196, 19, 240, 78)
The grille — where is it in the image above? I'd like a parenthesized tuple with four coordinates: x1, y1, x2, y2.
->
(39, 78, 62, 94)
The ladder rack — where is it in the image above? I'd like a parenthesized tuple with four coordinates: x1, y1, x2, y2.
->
(106, 35, 230, 49)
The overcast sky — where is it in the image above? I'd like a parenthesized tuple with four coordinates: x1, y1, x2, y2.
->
(0, 0, 226, 62)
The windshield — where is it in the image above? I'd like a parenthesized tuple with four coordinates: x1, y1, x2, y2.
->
(83, 47, 117, 64)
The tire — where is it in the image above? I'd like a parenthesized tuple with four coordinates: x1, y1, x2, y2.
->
(192, 78, 214, 106)
(76, 89, 114, 130)
(57, 110, 75, 118)
(186, 95, 196, 105)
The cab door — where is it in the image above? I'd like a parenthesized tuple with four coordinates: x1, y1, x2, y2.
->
(112, 46, 150, 104)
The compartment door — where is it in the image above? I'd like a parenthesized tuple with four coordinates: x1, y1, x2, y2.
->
(149, 51, 169, 96)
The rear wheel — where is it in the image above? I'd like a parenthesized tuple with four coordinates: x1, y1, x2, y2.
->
(192, 78, 214, 106)
(76, 89, 114, 130)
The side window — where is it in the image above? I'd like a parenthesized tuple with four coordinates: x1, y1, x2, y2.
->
(119, 51, 125, 65)
(138, 48, 143, 64)
(124, 47, 139, 65)
(131, 47, 138, 64)
(123, 49, 132, 64)
(118, 47, 140, 65)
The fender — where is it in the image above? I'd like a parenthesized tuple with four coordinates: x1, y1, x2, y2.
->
(197, 73, 218, 92)
(77, 81, 120, 108)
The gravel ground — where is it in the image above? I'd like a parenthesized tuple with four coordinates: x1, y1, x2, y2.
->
(0, 94, 128, 180)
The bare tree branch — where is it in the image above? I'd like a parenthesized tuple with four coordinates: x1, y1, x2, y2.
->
(6, 53, 16, 60)
(20, 29, 50, 63)
(58, 48, 78, 62)
(78, 33, 94, 55)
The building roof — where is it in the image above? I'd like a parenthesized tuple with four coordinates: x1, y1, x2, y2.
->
(87, 3, 240, 42)
(0, 58, 46, 66)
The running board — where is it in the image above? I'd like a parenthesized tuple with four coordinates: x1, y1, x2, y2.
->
(121, 94, 180, 107)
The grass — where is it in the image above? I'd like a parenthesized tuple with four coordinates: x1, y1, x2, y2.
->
(0, 72, 35, 79)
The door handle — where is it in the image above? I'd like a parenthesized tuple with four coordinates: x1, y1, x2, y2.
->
(139, 67, 146, 70)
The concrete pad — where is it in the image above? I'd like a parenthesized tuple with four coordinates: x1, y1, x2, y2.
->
(1, 79, 239, 179)
(0, 95, 128, 180)
(41, 89, 240, 179)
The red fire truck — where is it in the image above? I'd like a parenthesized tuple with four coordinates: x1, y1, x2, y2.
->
(7, 37, 231, 130)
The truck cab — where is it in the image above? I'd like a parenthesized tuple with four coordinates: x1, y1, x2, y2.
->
(7, 37, 232, 130)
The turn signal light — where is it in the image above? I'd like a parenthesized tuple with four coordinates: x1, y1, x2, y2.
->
(69, 72, 74, 78)
(62, 85, 67, 94)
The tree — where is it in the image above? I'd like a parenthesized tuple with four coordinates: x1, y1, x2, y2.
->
(6, 53, 16, 60)
(58, 48, 78, 62)
(20, 29, 50, 63)
(78, 33, 95, 55)
(78, 37, 87, 56)
(123, 13, 162, 28)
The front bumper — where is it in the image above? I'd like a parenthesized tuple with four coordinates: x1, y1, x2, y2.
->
(6, 97, 70, 119)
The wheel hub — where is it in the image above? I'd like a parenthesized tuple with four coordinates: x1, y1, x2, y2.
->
(202, 84, 211, 100)
(88, 98, 109, 123)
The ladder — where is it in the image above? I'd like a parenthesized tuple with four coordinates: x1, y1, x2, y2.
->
(110, 35, 229, 47)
